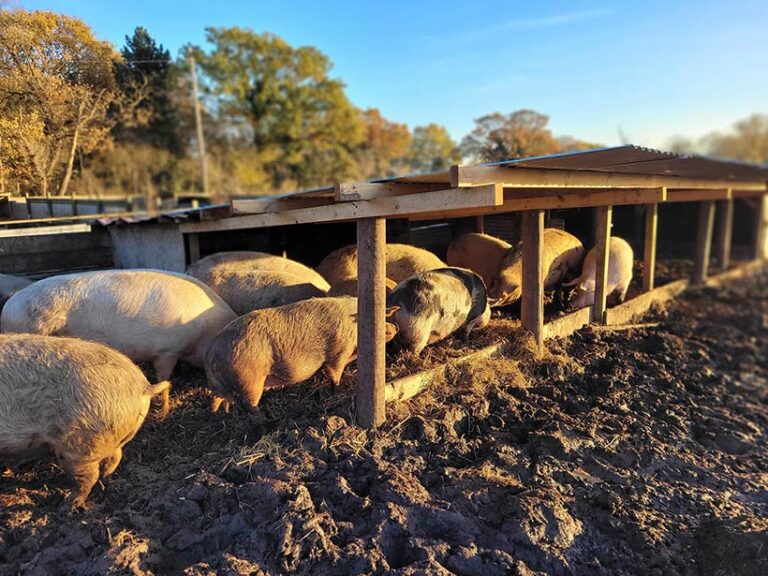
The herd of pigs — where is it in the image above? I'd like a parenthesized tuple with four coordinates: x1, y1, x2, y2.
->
(0, 229, 633, 508)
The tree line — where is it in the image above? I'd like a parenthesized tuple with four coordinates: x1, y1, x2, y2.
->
(0, 9, 765, 200)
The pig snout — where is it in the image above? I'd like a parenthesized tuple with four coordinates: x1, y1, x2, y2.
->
(568, 288, 595, 310)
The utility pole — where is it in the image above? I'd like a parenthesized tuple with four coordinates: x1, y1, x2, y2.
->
(188, 56, 209, 195)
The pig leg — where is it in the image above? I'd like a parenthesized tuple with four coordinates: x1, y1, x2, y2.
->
(101, 447, 123, 477)
(323, 346, 357, 388)
(62, 457, 100, 510)
(151, 354, 177, 417)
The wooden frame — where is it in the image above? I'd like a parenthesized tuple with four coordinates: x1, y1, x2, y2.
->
(593, 205, 613, 323)
(643, 203, 658, 292)
(693, 200, 716, 284)
(713, 199, 734, 269)
(521, 210, 545, 351)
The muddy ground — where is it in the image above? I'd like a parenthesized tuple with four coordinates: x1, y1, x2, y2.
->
(1, 263, 767, 575)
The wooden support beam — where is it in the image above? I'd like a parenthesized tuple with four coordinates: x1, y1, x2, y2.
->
(334, 182, 445, 201)
(604, 279, 689, 325)
(643, 203, 658, 292)
(356, 218, 387, 428)
(693, 200, 716, 284)
(187, 232, 200, 265)
(754, 194, 768, 260)
(521, 210, 544, 352)
(543, 306, 592, 340)
(733, 189, 767, 199)
(665, 188, 731, 203)
(450, 164, 765, 191)
(593, 206, 612, 323)
(232, 196, 334, 214)
(409, 187, 665, 221)
(475, 215, 485, 233)
(184, 185, 503, 233)
(713, 198, 733, 270)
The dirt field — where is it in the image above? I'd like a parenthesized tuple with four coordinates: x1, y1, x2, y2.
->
(1, 265, 766, 575)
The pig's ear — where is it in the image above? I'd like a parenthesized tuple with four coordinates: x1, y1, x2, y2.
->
(385, 305, 400, 317)
(384, 321, 399, 341)
(436, 267, 488, 325)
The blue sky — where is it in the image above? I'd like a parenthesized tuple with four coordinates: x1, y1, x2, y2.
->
(20, 0, 768, 148)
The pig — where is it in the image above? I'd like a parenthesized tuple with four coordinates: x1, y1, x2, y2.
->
(199, 268, 326, 315)
(446, 233, 513, 288)
(488, 228, 585, 307)
(187, 251, 330, 292)
(565, 236, 634, 310)
(316, 243, 446, 286)
(0, 333, 170, 508)
(387, 267, 491, 355)
(328, 276, 398, 297)
(1, 269, 237, 384)
(204, 297, 399, 411)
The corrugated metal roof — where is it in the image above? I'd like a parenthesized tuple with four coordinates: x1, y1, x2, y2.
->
(377, 145, 768, 185)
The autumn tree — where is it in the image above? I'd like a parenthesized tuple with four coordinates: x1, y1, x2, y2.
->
(705, 114, 768, 164)
(0, 9, 120, 195)
(354, 108, 411, 179)
(191, 28, 364, 190)
(404, 123, 460, 173)
(460, 110, 564, 163)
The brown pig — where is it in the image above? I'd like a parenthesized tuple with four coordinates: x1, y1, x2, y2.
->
(187, 251, 330, 292)
(387, 267, 491, 354)
(204, 297, 399, 411)
(0, 334, 170, 508)
(1, 269, 237, 384)
(328, 276, 398, 297)
(446, 233, 512, 288)
(199, 267, 327, 315)
(487, 229, 585, 307)
(316, 243, 445, 286)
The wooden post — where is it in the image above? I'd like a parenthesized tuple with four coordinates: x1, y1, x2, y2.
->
(643, 203, 658, 292)
(753, 194, 768, 260)
(693, 200, 716, 284)
(521, 210, 544, 352)
(713, 198, 733, 270)
(593, 205, 612, 323)
(187, 232, 200, 265)
(475, 215, 485, 234)
(356, 217, 387, 428)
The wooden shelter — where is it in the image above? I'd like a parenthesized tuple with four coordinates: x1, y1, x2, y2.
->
(106, 146, 768, 428)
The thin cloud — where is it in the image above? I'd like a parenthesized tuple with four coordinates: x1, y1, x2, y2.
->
(442, 8, 614, 46)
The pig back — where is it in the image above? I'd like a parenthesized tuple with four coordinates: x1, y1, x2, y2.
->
(447, 233, 511, 287)
(188, 251, 330, 292)
(541, 229, 585, 287)
(0, 269, 236, 366)
(203, 268, 327, 315)
(0, 334, 154, 458)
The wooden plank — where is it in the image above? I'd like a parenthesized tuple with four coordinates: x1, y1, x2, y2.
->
(692, 200, 716, 283)
(185, 185, 504, 233)
(187, 232, 201, 265)
(385, 342, 506, 403)
(754, 195, 768, 260)
(593, 205, 612, 323)
(521, 210, 544, 351)
(108, 224, 186, 272)
(356, 218, 387, 428)
(733, 189, 767, 198)
(705, 259, 764, 286)
(665, 188, 731, 203)
(643, 203, 658, 292)
(0, 223, 92, 238)
(475, 215, 485, 234)
(450, 164, 766, 191)
(232, 196, 334, 213)
(334, 182, 445, 201)
(605, 279, 689, 325)
(409, 187, 665, 221)
(543, 307, 593, 340)
(713, 198, 733, 269)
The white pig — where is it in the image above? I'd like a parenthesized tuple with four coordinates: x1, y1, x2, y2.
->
(1, 269, 237, 385)
(565, 236, 634, 309)
(0, 334, 170, 508)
